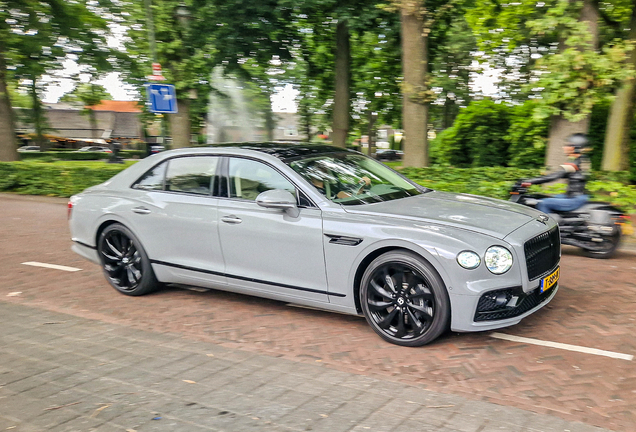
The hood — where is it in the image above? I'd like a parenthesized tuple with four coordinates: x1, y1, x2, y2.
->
(343, 190, 540, 239)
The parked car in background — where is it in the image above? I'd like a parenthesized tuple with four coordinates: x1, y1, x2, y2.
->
(17, 146, 41, 152)
(150, 145, 165, 154)
(77, 146, 112, 153)
(375, 149, 403, 161)
(69, 143, 560, 347)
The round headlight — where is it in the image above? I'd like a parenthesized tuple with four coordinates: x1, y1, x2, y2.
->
(485, 246, 513, 274)
(457, 251, 481, 269)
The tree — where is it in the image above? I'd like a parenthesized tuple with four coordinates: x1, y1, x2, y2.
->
(428, 15, 476, 130)
(400, 1, 429, 167)
(123, 0, 300, 147)
(602, 0, 636, 171)
(0, 0, 117, 159)
(61, 84, 113, 139)
(433, 99, 511, 167)
(468, 0, 632, 169)
(332, 19, 350, 148)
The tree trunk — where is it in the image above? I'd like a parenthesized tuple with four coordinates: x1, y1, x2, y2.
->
(332, 19, 350, 148)
(368, 110, 376, 157)
(0, 19, 17, 160)
(442, 97, 452, 130)
(298, 81, 312, 143)
(545, 0, 598, 170)
(400, 4, 428, 167)
(546, 116, 591, 170)
(264, 101, 275, 142)
(0, 49, 17, 161)
(602, 0, 636, 171)
(30, 77, 47, 151)
(170, 99, 190, 148)
(89, 110, 99, 139)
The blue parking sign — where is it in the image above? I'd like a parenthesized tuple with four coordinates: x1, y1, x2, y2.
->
(146, 84, 178, 113)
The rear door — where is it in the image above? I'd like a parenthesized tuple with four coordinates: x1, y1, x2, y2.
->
(126, 155, 225, 284)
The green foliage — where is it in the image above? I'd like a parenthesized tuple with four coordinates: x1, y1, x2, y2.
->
(429, 15, 477, 129)
(399, 166, 636, 211)
(400, 166, 543, 198)
(0, 162, 131, 197)
(506, 101, 549, 168)
(60, 83, 112, 108)
(2, 161, 635, 213)
(431, 100, 511, 167)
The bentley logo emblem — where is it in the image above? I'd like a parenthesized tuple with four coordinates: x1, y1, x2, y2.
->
(537, 214, 549, 224)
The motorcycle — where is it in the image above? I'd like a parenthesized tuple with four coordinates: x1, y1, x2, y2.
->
(510, 183, 630, 258)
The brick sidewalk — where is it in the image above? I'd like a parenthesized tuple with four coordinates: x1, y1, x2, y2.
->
(0, 301, 611, 432)
(1, 194, 636, 431)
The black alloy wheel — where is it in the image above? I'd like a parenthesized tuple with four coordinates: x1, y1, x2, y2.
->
(584, 224, 622, 259)
(98, 223, 157, 296)
(361, 251, 450, 347)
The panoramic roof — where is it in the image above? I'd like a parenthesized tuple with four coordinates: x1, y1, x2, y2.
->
(208, 142, 355, 160)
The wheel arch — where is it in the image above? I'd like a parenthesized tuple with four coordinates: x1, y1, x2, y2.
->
(352, 244, 449, 315)
(95, 219, 125, 249)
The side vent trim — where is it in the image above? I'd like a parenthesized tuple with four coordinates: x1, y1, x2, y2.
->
(324, 234, 363, 246)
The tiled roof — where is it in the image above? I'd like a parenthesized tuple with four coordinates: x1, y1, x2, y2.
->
(87, 100, 142, 113)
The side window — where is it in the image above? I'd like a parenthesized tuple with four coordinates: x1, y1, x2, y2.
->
(228, 158, 296, 201)
(165, 156, 219, 196)
(133, 162, 167, 190)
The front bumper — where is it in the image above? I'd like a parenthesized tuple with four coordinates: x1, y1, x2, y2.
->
(449, 284, 558, 332)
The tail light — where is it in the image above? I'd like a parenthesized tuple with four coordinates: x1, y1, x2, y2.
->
(67, 200, 73, 219)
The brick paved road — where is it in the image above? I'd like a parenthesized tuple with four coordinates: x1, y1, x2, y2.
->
(0, 301, 610, 432)
(1, 194, 635, 431)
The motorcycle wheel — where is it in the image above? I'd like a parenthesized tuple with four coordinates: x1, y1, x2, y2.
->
(583, 224, 622, 259)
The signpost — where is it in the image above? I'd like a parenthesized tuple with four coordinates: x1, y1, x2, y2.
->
(146, 83, 178, 114)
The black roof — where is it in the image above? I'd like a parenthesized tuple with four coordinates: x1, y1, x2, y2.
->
(207, 142, 356, 161)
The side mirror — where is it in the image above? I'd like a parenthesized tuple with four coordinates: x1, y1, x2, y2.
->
(256, 189, 300, 218)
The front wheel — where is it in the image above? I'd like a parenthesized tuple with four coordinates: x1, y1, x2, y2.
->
(98, 223, 158, 295)
(360, 251, 450, 347)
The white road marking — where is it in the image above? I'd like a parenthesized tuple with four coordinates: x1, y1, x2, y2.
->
(22, 262, 82, 272)
(491, 332, 633, 361)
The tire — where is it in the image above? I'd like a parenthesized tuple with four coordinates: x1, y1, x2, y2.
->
(97, 223, 158, 296)
(583, 224, 621, 259)
(360, 251, 450, 347)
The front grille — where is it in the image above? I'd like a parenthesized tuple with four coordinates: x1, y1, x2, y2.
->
(524, 227, 560, 280)
(474, 286, 555, 322)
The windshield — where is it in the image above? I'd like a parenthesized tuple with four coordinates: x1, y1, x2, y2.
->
(288, 153, 425, 205)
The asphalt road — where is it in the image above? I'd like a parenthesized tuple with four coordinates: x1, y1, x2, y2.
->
(1, 193, 635, 431)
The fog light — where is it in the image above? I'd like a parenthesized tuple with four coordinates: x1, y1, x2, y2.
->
(457, 251, 480, 269)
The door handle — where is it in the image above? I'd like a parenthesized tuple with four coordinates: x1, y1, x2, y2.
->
(221, 215, 242, 224)
(132, 207, 151, 215)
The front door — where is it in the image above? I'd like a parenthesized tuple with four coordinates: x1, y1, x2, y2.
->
(217, 157, 328, 302)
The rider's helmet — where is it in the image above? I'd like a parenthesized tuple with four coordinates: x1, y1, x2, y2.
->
(566, 133, 590, 153)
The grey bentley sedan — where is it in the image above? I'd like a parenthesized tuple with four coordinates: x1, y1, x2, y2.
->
(69, 144, 560, 346)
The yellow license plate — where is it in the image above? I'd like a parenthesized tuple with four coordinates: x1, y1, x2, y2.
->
(619, 223, 634, 236)
(540, 267, 559, 293)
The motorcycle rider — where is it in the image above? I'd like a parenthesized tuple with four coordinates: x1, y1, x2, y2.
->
(520, 133, 591, 218)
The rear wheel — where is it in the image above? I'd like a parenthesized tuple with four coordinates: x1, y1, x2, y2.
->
(583, 224, 621, 259)
(98, 223, 157, 295)
(360, 251, 450, 347)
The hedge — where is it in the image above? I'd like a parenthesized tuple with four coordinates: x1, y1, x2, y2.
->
(0, 161, 130, 197)
(1, 161, 635, 213)
(19, 150, 147, 161)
